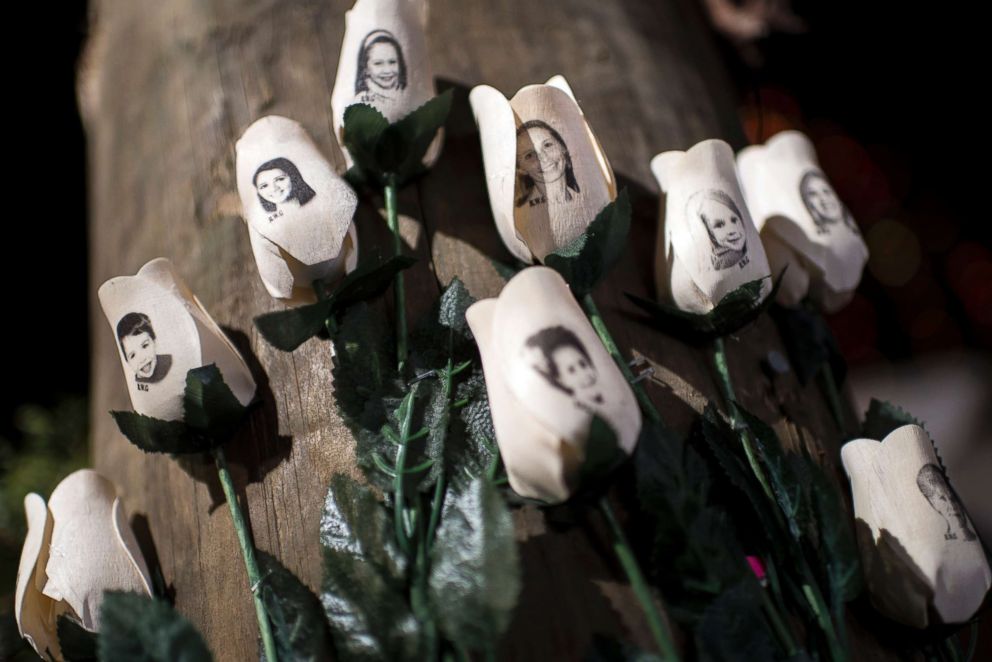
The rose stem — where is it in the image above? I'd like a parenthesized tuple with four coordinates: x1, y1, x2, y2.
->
(385, 174, 407, 373)
(580, 293, 660, 423)
(712, 337, 847, 662)
(600, 497, 680, 661)
(212, 446, 279, 662)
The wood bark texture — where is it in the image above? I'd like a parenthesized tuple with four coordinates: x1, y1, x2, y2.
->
(82, 0, 898, 659)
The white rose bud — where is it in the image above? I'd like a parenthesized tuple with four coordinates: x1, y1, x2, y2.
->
(236, 116, 359, 303)
(650, 139, 772, 314)
(737, 130, 868, 313)
(465, 267, 641, 503)
(841, 425, 991, 628)
(331, 0, 442, 169)
(470, 75, 617, 264)
(15, 469, 153, 660)
(98, 258, 256, 421)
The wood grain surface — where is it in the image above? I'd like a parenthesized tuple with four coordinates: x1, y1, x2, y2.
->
(82, 0, 897, 659)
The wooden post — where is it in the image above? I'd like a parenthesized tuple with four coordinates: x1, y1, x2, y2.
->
(81, 0, 898, 659)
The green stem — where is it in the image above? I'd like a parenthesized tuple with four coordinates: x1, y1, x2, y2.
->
(393, 391, 417, 555)
(711, 337, 775, 504)
(760, 587, 798, 657)
(581, 294, 660, 423)
(819, 366, 847, 434)
(385, 175, 407, 373)
(212, 447, 279, 662)
(599, 497, 680, 661)
(964, 620, 979, 662)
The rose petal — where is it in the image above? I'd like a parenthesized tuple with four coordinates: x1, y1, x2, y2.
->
(15, 493, 57, 658)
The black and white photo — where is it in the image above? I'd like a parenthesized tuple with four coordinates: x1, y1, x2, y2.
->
(354, 29, 407, 107)
(514, 120, 581, 208)
(917, 463, 977, 541)
(686, 189, 748, 269)
(800, 169, 854, 234)
(115, 312, 172, 390)
(524, 325, 603, 413)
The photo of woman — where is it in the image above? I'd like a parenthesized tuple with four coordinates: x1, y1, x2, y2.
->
(514, 120, 581, 208)
(354, 30, 408, 107)
(917, 463, 978, 541)
(800, 169, 855, 234)
(686, 189, 749, 270)
(525, 325, 604, 413)
(115, 312, 172, 388)
(252, 157, 316, 220)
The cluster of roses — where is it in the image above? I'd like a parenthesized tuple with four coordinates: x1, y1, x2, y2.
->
(14, 0, 989, 658)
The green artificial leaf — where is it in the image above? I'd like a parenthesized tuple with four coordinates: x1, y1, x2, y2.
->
(331, 303, 400, 433)
(627, 273, 781, 342)
(109, 410, 202, 454)
(861, 398, 923, 441)
(343, 91, 452, 186)
(256, 552, 334, 662)
(98, 592, 212, 662)
(183, 365, 249, 441)
(428, 477, 520, 651)
(575, 415, 626, 496)
(319, 474, 421, 661)
(694, 579, 777, 662)
(769, 304, 846, 386)
(544, 190, 631, 297)
(254, 253, 417, 352)
(806, 462, 862, 605)
(636, 419, 749, 621)
(583, 635, 663, 662)
(57, 616, 97, 661)
(451, 369, 500, 489)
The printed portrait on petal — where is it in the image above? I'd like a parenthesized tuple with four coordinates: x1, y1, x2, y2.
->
(686, 189, 749, 270)
(800, 169, 855, 234)
(917, 464, 978, 542)
(354, 29, 408, 110)
(252, 157, 316, 222)
(524, 325, 604, 414)
(115, 312, 172, 390)
(514, 120, 581, 209)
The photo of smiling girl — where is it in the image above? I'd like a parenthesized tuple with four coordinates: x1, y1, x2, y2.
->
(115, 312, 172, 390)
(514, 120, 581, 208)
(525, 325, 604, 414)
(800, 169, 856, 234)
(252, 157, 316, 222)
(354, 30, 408, 108)
(686, 189, 749, 270)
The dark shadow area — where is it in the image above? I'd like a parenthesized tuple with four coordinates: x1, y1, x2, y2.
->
(129, 513, 175, 604)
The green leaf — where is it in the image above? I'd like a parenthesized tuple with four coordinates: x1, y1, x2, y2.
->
(769, 304, 846, 386)
(694, 579, 776, 662)
(544, 190, 631, 297)
(98, 592, 213, 662)
(256, 552, 334, 662)
(807, 462, 862, 605)
(861, 398, 923, 441)
(57, 616, 97, 661)
(343, 91, 452, 186)
(254, 253, 417, 352)
(428, 477, 520, 651)
(319, 474, 421, 661)
(183, 365, 249, 442)
(109, 410, 204, 454)
(627, 273, 782, 342)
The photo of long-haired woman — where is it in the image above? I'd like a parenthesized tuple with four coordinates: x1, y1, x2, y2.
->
(354, 29, 408, 108)
(800, 169, 856, 234)
(252, 157, 316, 221)
(514, 120, 581, 208)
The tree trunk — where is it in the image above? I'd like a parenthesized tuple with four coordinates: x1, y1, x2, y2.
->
(82, 0, 897, 659)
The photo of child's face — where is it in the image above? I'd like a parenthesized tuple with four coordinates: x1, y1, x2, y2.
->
(517, 126, 566, 185)
(699, 198, 745, 252)
(803, 175, 843, 223)
(367, 41, 401, 90)
(254, 168, 292, 206)
(550, 345, 597, 392)
(122, 331, 157, 379)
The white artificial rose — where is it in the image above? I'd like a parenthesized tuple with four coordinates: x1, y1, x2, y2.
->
(98, 258, 256, 421)
(737, 130, 868, 313)
(841, 425, 991, 627)
(650, 139, 772, 314)
(465, 266, 641, 503)
(470, 75, 617, 264)
(15, 470, 153, 660)
(331, 0, 442, 169)
(236, 116, 359, 303)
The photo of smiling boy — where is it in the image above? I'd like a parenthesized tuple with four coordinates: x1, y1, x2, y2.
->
(115, 312, 172, 390)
